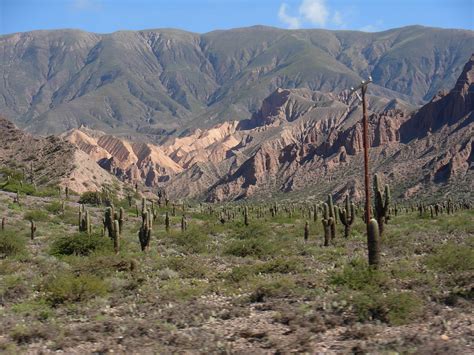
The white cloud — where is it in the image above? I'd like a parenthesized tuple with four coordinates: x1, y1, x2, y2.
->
(299, 0, 329, 27)
(278, 3, 302, 29)
(278, 0, 345, 29)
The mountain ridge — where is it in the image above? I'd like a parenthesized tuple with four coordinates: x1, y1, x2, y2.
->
(2, 25, 473, 135)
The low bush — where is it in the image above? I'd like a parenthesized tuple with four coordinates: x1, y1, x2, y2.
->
(45, 201, 63, 214)
(43, 272, 108, 305)
(227, 258, 302, 282)
(350, 291, 423, 325)
(330, 258, 388, 291)
(224, 237, 277, 258)
(0, 180, 35, 195)
(172, 227, 211, 254)
(78, 191, 103, 205)
(248, 276, 296, 302)
(24, 209, 49, 222)
(425, 242, 474, 273)
(50, 233, 109, 256)
(0, 231, 27, 257)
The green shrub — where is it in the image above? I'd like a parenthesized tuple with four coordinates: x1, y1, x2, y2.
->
(158, 256, 209, 278)
(350, 291, 423, 325)
(10, 323, 49, 344)
(43, 272, 108, 305)
(0, 180, 35, 195)
(425, 243, 474, 273)
(24, 209, 49, 222)
(158, 279, 208, 301)
(45, 201, 63, 214)
(248, 276, 296, 302)
(173, 228, 211, 254)
(50, 233, 109, 256)
(229, 222, 271, 240)
(383, 292, 423, 325)
(330, 258, 388, 291)
(0, 167, 23, 181)
(224, 238, 277, 258)
(34, 186, 60, 198)
(227, 258, 302, 282)
(78, 191, 102, 205)
(0, 231, 26, 257)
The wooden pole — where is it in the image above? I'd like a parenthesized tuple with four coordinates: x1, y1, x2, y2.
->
(361, 85, 371, 238)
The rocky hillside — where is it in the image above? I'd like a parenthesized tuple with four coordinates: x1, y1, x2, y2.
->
(62, 54, 473, 202)
(1, 26, 473, 135)
(0, 117, 121, 193)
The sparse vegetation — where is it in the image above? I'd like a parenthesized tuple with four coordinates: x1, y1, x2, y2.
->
(0, 189, 472, 353)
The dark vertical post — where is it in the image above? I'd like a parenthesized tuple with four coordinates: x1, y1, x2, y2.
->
(361, 85, 371, 236)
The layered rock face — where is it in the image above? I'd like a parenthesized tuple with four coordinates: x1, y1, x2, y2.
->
(62, 129, 182, 186)
(62, 55, 474, 202)
(400, 54, 474, 141)
(0, 117, 120, 193)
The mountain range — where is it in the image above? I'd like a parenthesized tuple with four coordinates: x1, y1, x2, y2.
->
(0, 26, 473, 202)
(1, 25, 473, 136)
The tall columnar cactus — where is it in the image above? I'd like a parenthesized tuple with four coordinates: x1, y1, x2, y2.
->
(373, 174, 390, 237)
(313, 204, 318, 222)
(104, 207, 115, 239)
(79, 209, 91, 235)
(78, 205, 90, 234)
(138, 210, 152, 252)
(151, 201, 156, 221)
(219, 211, 226, 224)
(141, 197, 147, 215)
(321, 203, 333, 247)
(339, 195, 355, 238)
(30, 220, 36, 240)
(304, 221, 309, 242)
(367, 218, 380, 268)
(181, 215, 187, 232)
(165, 212, 170, 232)
(118, 207, 124, 234)
(447, 198, 454, 215)
(327, 195, 336, 240)
(244, 206, 249, 226)
(112, 220, 120, 254)
(1, 217, 5, 231)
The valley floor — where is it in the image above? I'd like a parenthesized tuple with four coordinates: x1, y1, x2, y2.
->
(0, 190, 472, 354)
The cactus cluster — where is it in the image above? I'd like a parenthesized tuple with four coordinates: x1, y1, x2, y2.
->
(103, 204, 123, 254)
(373, 174, 390, 237)
(78, 204, 92, 235)
(338, 195, 355, 238)
(321, 202, 334, 247)
(181, 215, 187, 231)
(138, 210, 152, 252)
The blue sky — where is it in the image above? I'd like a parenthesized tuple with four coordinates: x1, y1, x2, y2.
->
(1, 0, 473, 35)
